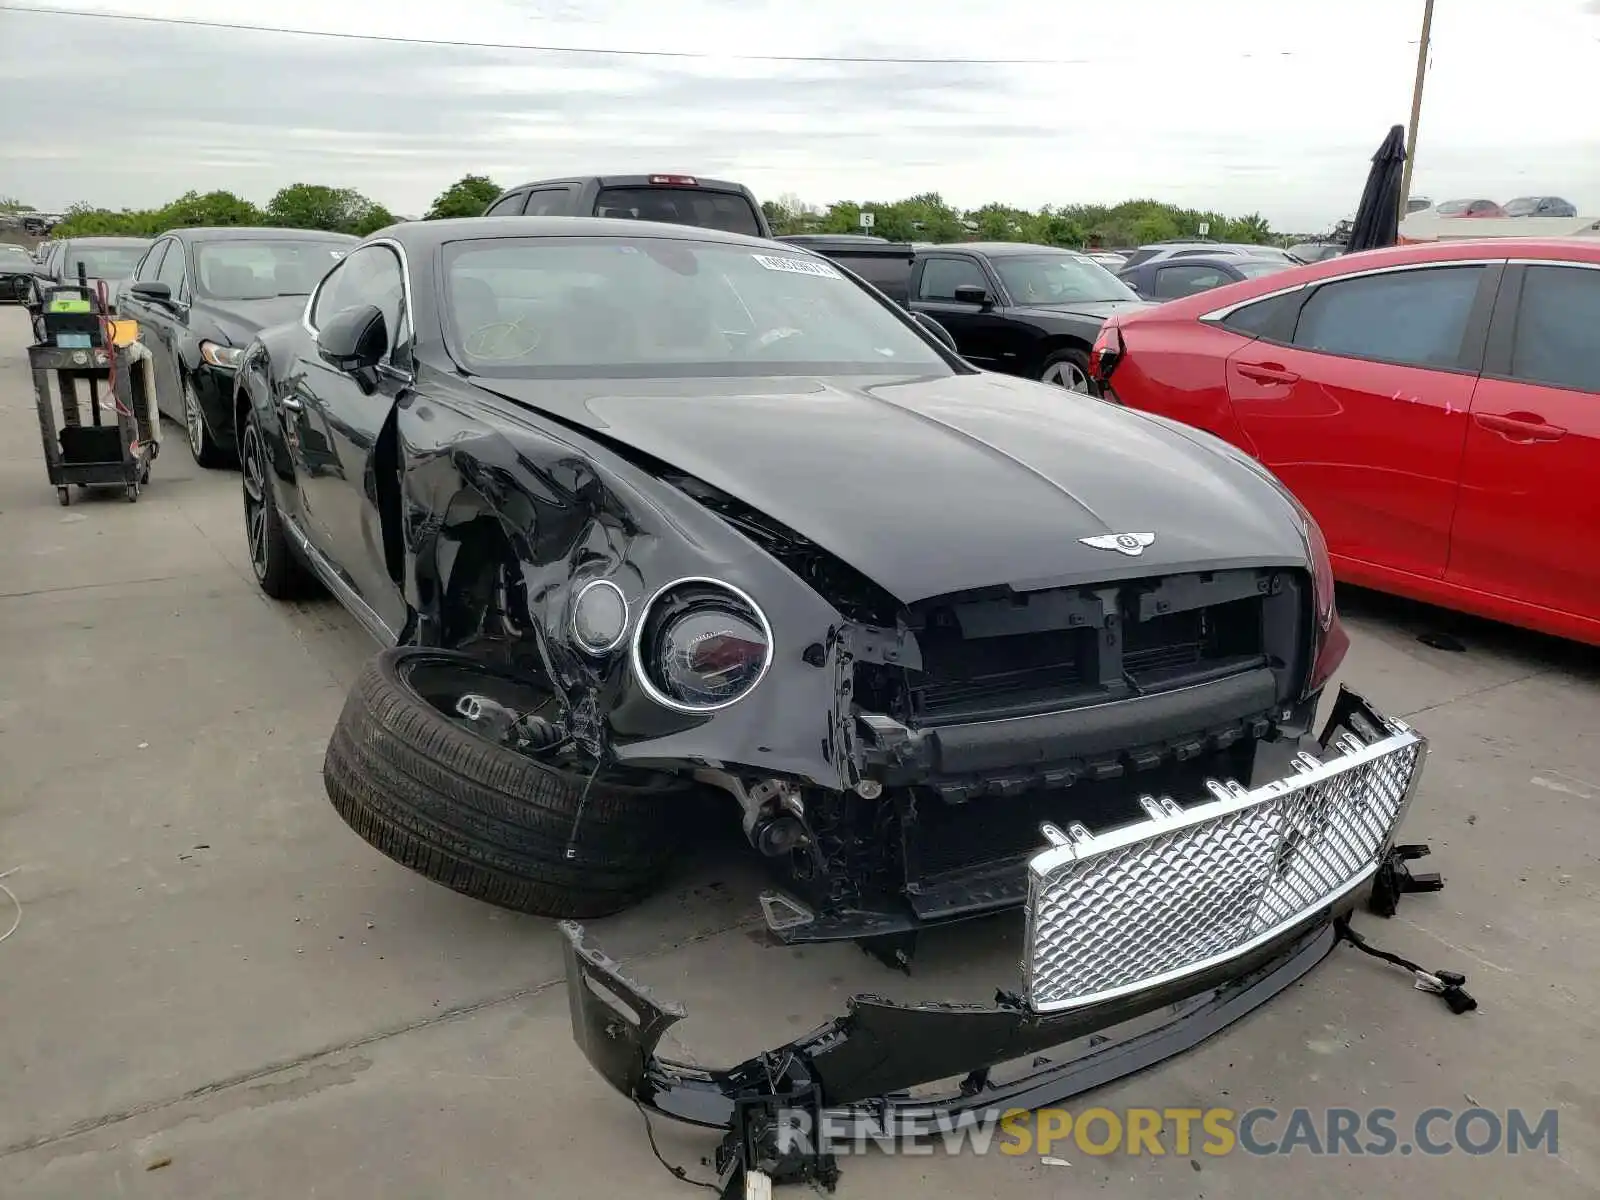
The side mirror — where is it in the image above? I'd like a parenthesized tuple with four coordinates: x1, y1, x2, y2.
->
(951, 284, 993, 308)
(912, 312, 958, 353)
(317, 303, 387, 373)
(129, 281, 174, 305)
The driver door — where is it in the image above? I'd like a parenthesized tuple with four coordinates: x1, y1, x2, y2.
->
(283, 243, 411, 639)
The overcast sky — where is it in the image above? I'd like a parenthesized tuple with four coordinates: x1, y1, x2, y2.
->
(3, 0, 1597, 230)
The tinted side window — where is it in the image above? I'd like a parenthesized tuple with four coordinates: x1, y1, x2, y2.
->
(1508, 265, 1600, 394)
(918, 257, 988, 301)
(155, 240, 188, 294)
(521, 189, 573, 216)
(311, 244, 405, 353)
(1291, 266, 1485, 369)
(1219, 290, 1298, 337)
(1121, 249, 1157, 269)
(484, 192, 527, 216)
(1153, 265, 1230, 298)
(838, 255, 914, 302)
(134, 241, 169, 283)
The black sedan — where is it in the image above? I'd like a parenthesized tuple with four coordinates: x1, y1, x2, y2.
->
(906, 242, 1150, 391)
(1117, 253, 1299, 301)
(0, 242, 41, 305)
(118, 226, 358, 466)
(233, 217, 1441, 1173)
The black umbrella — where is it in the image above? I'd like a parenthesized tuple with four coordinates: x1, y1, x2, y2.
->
(1344, 125, 1409, 253)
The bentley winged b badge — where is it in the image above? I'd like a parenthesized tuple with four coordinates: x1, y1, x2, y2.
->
(1079, 532, 1156, 557)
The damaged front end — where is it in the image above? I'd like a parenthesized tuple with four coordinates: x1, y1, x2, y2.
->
(562, 686, 1455, 1192)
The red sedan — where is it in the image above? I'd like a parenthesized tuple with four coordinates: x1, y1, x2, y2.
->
(1088, 238, 1600, 645)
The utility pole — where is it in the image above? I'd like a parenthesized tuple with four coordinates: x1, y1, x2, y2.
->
(1398, 0, 1435, 222)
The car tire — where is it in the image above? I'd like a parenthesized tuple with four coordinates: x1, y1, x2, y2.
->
(240, 411, 317, 600)
(323, 647, 689, 919)
(1039, 348, 1093, 393)
(182, 372, 228, 468)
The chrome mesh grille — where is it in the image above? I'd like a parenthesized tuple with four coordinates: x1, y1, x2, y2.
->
(1023, 717, 1425, 1013)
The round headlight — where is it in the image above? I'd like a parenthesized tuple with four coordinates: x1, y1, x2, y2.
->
(633, 579, 773, 712)
(571, 579, 629, 654)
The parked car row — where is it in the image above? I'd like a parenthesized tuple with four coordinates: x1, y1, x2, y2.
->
(1426, 196, 1580, 219)
(27, 167, 1590, 657)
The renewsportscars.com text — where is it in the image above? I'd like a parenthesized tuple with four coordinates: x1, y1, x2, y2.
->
(776, 1106, 1559, 1158)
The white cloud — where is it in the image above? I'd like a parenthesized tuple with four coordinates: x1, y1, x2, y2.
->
(2, 0, 1597, 230)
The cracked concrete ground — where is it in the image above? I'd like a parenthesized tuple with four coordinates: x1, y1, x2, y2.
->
(0, 305, 1596, 1198)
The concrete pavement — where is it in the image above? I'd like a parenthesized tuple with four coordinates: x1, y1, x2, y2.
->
(0, 305, 1595, 1198)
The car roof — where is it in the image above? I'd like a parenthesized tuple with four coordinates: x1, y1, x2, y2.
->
(373, 215, 787, 251)
(1117, 236, 1600, 325)
(1142, 256, 1243, 269)
(932, 241, 1085, 256)
(162, 226, 361, 243)
(504, 174, 753, 191)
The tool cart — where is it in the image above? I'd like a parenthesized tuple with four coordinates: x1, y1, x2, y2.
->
(28, 273, 159, 505)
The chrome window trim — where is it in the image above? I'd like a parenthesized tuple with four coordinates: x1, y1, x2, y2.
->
(629, 576, 775, 714)
(1198, 256, 1508, 324)
(1504, 257, 1600, 270)
(300, 237, 417, 365)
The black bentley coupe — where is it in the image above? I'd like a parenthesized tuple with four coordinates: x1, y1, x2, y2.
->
(234, 218, 1445, 1171)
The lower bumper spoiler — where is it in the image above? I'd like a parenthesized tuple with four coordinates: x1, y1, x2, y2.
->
(560, 686, 1437, 1189)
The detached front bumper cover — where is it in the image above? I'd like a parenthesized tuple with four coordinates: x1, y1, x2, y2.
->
(560, 686, 1437, 1188)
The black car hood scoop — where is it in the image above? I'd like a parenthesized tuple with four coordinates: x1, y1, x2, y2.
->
(477, 371, 1306, 605)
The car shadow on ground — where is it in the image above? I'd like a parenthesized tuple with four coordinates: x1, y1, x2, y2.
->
(1337, 583, 1600, 683)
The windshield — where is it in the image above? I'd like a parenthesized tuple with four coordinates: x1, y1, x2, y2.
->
(1436, 200, 1472, 215)
(0, 245, 31, 264)
(1502, 198, 1538, 216)
(59, 245, 146, 278)
(441, 236, 951, 378)
(1235, 260, 1296, 278)
(194, 239, 348, 300)
(990, 253, 1138, 305)
(593, 187, 762, 237)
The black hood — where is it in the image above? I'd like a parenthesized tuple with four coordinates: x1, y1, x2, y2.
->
(476, 371, 1309, 604)
(191, 294, 307, 344)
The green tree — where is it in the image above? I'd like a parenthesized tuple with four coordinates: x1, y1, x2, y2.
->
(158, 189, 263, 229)
(265, 183, 388, 235)
(351, 203, 399, 237)
(0, 197, 35, 213)
(51, 203, 160, 237)
(425, 174, 502, 220)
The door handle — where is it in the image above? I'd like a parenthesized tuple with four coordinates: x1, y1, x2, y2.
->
(1473, 412, 1565, 442)
(1236, 363, 1300, 385)
(279, 395, 304, 412)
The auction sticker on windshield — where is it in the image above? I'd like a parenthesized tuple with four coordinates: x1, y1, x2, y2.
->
(751, 254, 842, 279)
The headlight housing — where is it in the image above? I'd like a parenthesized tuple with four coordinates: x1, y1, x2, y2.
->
(200, 340, 244, 369)
(632, 578, 773, 712)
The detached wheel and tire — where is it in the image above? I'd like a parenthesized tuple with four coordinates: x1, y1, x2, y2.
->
(324, 647, 688, 918)
(1040, 348, 1093, 392)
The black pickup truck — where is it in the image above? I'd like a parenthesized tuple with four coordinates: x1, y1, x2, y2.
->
(800, 239, 1151, 393)
(481, 173, 771, 238)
